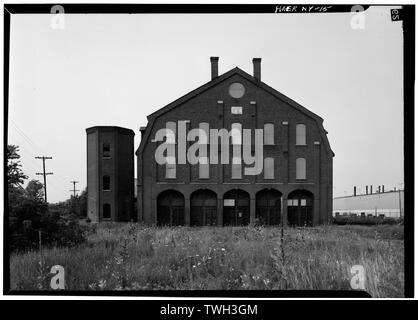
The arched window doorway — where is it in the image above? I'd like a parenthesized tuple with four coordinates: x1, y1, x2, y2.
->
(256, 189, 282, 226)
(223, 189, 250, 226)
(157, 190, 185, 226)
(287, 190, 314, 227)
(190, 189, 217, 226)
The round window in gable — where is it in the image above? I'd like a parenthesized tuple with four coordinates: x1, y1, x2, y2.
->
(228, 82, 245, 99)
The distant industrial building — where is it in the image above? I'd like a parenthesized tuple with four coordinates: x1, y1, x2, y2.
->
(333, 186, 404, 219)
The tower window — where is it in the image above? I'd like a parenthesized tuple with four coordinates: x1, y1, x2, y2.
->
(296, 158, 306, 180)
(296, 124, 306, 145)
(103, 203, 111, 219)
(103, 143, 111, 158)
(103, 175, 110, 191)
(264, 123, 274, 145)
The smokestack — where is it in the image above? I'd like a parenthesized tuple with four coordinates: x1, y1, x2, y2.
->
(370, 185, 373, 194)
(378, 186, 381, 193)
(353, 186, 356, 196)
(366, 186, 368, 195)
(382, 185, 385, 193)
(210, 57, 219, 80)
(252, 58, 261, 81)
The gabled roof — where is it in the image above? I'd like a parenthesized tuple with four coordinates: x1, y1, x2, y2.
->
(136, 66, 334, 157)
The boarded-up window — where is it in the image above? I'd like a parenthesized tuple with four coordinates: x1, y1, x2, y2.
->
(103, 175, 110, 191)
(231, 157, 242, 179)
(231, 123, 242, 145)
(264, 123, 274, 145)
(264, 157, 274, 179)
(199, 157, 209, 179)
(287, 199, 299, 206)
(296, 124, 306, 145)
(296, 158, 306, 180)
(166, 121, 176, 144)
(231, 106, 243, 114)
(103, 143, 110, 158)
(103, 204, 111, 219)
(166, 156, 176, 179)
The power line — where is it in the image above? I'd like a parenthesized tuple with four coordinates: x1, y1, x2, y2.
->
(35, 156, 53, 203)
(10, 120, 46, 154)
(9, 128, 76, 199)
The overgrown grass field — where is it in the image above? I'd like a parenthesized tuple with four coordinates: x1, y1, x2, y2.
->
(10, 223, 404, 297)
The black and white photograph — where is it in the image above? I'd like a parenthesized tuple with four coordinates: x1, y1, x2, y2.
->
(3, 2, 414, 301)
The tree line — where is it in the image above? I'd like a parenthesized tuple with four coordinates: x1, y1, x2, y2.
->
(7, 145, 88, 251)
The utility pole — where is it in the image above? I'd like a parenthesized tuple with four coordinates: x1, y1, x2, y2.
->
(70, 181, 79, 198)
(70, 181, 80, 215)
(398, 183, 404, 219)
(399, 189, 402, 218)
(35, 156, 53, 203)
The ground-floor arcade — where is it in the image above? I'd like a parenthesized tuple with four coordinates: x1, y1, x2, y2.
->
(138, 184, 329, 227)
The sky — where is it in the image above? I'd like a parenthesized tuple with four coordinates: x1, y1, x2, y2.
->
(8, 6, 404, 203)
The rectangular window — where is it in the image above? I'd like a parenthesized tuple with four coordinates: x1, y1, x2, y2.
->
(231, 123, 242, 145)
(165, 156, 176, 179)
(166, 121, 177, 144)
(231, 157, 242, 179)
(293, 199, 298, 206)
(287, 199, 293, 206)
(224, 199, 235, 206)
(103, 204, 111, 219)
(264, 157, 274, 179)
(296, 158, 306, 180)
(296, 124, 306, 145)
(103, 176, 110, 191)
(103, 143, 111, 158)
(231, 106, 243, 114)
(199, 157, 209, 179)
(264, 123, 274, 145)
(300, 199, 307, 206)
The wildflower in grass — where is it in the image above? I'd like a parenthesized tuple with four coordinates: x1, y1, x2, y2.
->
(98, 279, 107, 289)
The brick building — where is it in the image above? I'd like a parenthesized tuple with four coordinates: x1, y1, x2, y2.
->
(86, 126, 135, 222)
(135, 57, 334, 226)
